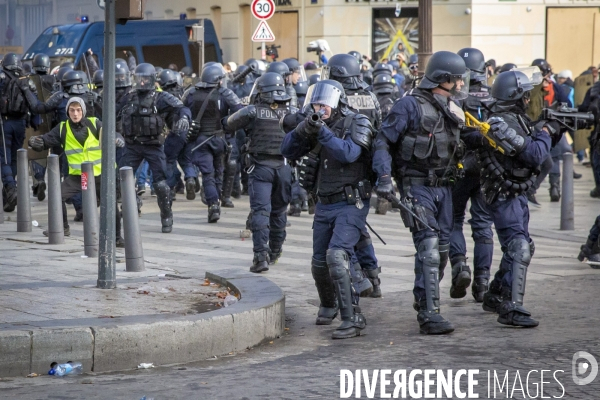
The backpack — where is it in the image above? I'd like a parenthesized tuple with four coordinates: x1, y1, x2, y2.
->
(0, 71, 28, 116)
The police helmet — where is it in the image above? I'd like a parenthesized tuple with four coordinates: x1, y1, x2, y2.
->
(457, 47, 486, 83)
(244, 58, 262, 77)
(531, 58, 552, 76)
(499, 63, 517, 73)
(115, 58, 127, 67)
(373, 63, 393, 79)
(157, 69, 180, 89)
(308, 74, 321, 86)
(92, 70, 104, 88)
(60, 62, 75, 70)
(372, 74, 394, 95)
(2, 53, 21, 71)
(266, 61, 290, 78)
(56, 66, 73, 83)
(293, 80, 308, 96)
(115, 63, 131, 88)
(32, 53, 50, 74)
(419, 51, 467, 89)
(132, 63, 156, 91)
(304, 79, 347, 111)
(325, 54, 361, 78)
(348, 51, 362, 64)
(491, 70, 534, 101)
(408, 54, 419, 65)
(256, 72, 290, 103)
(181, 66, 193, 77)
(282, 58, 301, 72)
(62, 70, 88, 94)
(200, 64, 225, 87)
(388, 60, 400, 71)
(154, 66, 164, 77)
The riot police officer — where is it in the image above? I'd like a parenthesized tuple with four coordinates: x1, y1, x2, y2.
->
(92, 70, 104, 95)
(184, 63, 242, 219)
(373, 51, 483, 334)
(116, 63, 191, 233)
(450, 48, 495, 302)
(267, 61, 297, 108)
(323, 53, 382, 297)
(281, 79, 375, 339)
(224, 72, 295, 272)
(479, 70, 559, 327)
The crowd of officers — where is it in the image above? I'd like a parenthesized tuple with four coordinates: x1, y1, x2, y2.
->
(0, 45, 598, 340)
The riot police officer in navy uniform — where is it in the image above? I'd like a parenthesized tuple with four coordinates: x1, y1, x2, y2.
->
(281, 79, 375, 339)
(373, 51, 485, 334)
(450, 48, 495, 302)
(225, 72, 295, 273)
(480, 70, 559, 327)
(184, 63, 243, 221)
(116, 63, 191, 233)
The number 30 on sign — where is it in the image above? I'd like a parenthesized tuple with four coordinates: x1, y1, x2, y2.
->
(251, 0, 275, 20)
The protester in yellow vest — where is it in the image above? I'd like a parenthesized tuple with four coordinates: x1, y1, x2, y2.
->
(28, 97, 124, 245)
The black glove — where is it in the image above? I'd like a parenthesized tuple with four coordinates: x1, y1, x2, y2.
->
(376, 175, 395, 200)
(543, 120, 563, 147)
(28, 136, 45, 152)
(186, 120, 201, 143)
(174, 116, 190, 134)
(46, 91, 68, 109)
(487, 116, 508, 135)
(115, 137, 125, 148)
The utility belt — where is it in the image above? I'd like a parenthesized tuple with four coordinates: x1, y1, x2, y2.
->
(318, 180, 372, 206)
(2, 114, 25, 121)
(401, 168, 462, 188)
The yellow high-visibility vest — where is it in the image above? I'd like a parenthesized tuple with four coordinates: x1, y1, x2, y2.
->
(62, 117, 102, 176)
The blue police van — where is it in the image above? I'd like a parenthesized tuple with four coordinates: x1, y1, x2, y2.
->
(21, 19, 221, 73)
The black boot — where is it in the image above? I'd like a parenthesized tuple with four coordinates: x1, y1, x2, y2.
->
(449, 256, 472, 299)
(268, 247, 282, 265)
(351, 263, 373, 298)
(327, 249, 366, 339)
(208, 203, 220, 223)
(471, 275, 489, 303)
(4, 185, 17, 212)
(221, 197, 234, 208)
(375, 197, 389, 215)
(364, 268, 382, 298)
(250, 251, 269, 273)
(482, 279, 503, 312)
(37, 181, 46, 201)
(497, 288, 539, 327)
(74, 209, 84, 222)
(311, 258, 339, 325)
(185, 178, 196, 200)
(287, 200, 301, 217)
(591, 187, 600, 199)
(549, 174, 560, 202)
(577, 239, 600, 268)
(154, 181, 173, 233)
(526, 188, 541, 208)
(301, 200, 309, 212)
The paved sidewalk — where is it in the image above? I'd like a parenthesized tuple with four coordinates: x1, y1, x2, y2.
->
(0, 163, 599, 398)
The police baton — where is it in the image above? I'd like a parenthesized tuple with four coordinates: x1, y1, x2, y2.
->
(388, 195, 435, 231)
(0, 113, 7, 162)
(190, 134, 215, 152)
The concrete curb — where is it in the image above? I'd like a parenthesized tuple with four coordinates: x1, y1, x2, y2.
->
(0, 269, 285, 377)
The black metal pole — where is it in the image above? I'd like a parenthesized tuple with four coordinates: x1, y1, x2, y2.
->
(98, 0, 116, 289)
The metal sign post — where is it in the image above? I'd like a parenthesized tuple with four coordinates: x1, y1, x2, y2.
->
(251, 0, 275, 61)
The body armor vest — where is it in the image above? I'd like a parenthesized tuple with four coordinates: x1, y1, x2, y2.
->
(479, 111, 538, 204)
(191, 88, 221, 134)
(248, 103, 289, 156)
(317, 115, 369, 197)
(396, 92, 461, 177)
(122, 91, 164, 144)
(463, 84, 491, 121)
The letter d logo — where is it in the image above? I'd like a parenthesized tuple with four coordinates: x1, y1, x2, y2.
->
(572, 351, 598, 385)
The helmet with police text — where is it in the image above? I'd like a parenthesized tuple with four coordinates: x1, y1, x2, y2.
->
(200, 64, 225, 87)
(266, 61, 290, 79)
(92, 69, 104, 88)
(32, 53, 50, 74)
(418, 51, 469, 100)
(531, 58, 552, 76)
(457, 47, 486, 83)
(372, 74, 394, 95)
(132, 63, 156, 91)
(491, 70, 534, 101)
(303, 79, 348, 113)
(157, 69, 180, 89)
(62, 70, 88, 94)
(256, 72, 290, 103)
(1, 53, 21, 72)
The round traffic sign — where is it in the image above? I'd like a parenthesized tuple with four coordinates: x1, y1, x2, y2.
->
(251, 0, 275, 20)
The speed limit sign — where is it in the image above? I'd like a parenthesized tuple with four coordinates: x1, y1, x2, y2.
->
(251, 0, 275, 20)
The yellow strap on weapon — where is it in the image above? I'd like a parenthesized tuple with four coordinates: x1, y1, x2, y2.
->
(464, 111, 505, 154)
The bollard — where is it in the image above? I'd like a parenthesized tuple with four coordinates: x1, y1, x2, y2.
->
(119, 167, 145, 271)
(16, 149, 31, 232)
(46, 154, 64, 244)
(82, 162, 99, 256)
(560, 152, 575, 230)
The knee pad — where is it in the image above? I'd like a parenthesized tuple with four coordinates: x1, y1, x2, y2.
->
(326, 249, 350, 280)
(507, 238, 532, 266)
(417, 237, 440, 268)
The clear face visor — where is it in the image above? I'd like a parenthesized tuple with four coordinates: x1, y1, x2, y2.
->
(511, 66, 543, 86)
(69, 84, 87, 94)
(133, 73, 155, 91)
(320, 65, 330, 81)
(446, 71, 470, 101)
(115, 73, 131, 87)
(296, 66, 307, 83)
(302, 83, 342, 113)
(176, 73, 183, 87)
